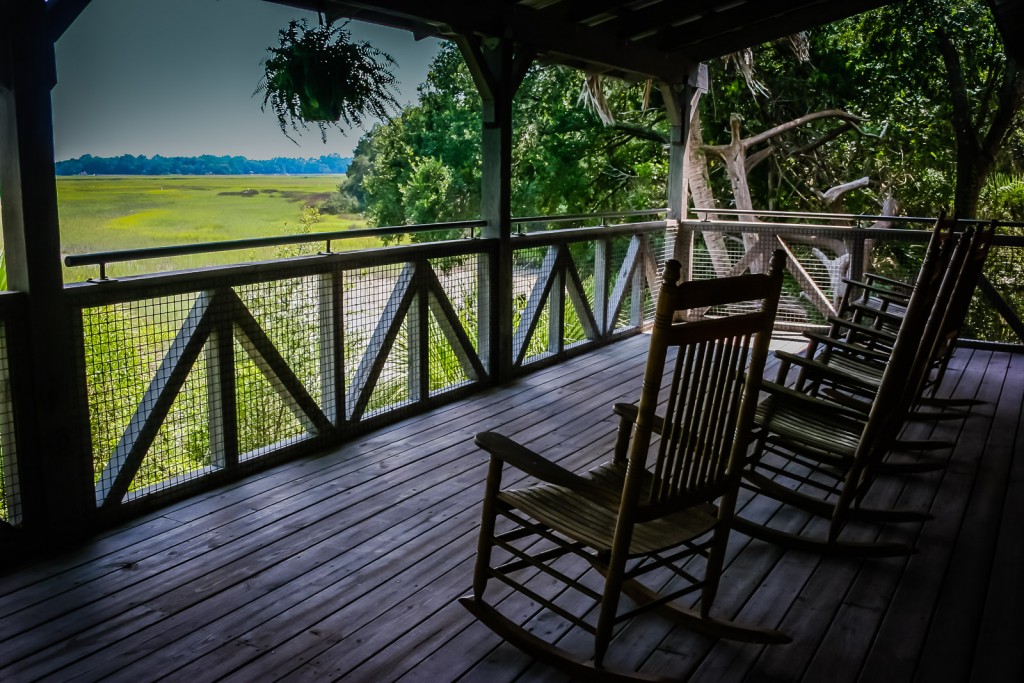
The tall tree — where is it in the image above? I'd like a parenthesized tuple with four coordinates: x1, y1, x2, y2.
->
(846, 0, 1024, 218)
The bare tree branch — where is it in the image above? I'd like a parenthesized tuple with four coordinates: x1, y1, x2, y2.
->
(745, 145, 775, 173)
(742, 109, 864, 148)
(787, 121, 856, 157)
(819, 176, 872, 204)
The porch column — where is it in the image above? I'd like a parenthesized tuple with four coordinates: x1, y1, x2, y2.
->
(0, 0, 94, 541)
(458, 38, 533, 384)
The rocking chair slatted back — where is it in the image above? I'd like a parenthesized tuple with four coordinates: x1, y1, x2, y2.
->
(630, 250, 787, 513)
(926, 221, 995, 391)
(855, 225, 952, 460)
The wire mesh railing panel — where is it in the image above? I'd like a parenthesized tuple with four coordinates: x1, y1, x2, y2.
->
(642, 230, 668, 324)
(689, 226, 850, 327)
(689, 229, 803, 322)
(121, 352, 211, 502)
(863, 239, 930, 284)
(426, 315, 472, 395)
(966, 235, 1024, 343)
(365, 318, 411, 416)
(342, 261, 414, 419)
(508, 225, 668, 364)
(63, 241, 495, 509)
(520, 299, 553, 366)
(233, 278, 325, 458)
(233, 344, 309, 460)
(427, 253, 481, 396)
(83, 294, 213, 504)
(512, 245, 553, 365)
(564, 241, 596, 349)
(0, 320, 21, 526)
(607, 234, 660, 334)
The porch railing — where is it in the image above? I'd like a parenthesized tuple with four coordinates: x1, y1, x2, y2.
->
(1, 210, 1022, 528)
(55, 214, 669, 518)
(682, 210, 1024, 343)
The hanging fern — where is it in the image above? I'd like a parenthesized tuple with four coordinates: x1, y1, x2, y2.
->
(256, 18, 399, 143)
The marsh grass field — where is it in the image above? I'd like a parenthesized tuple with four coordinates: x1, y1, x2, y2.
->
(54, 174, 377, 281)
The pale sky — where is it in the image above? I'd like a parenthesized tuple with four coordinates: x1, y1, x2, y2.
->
(51, 0, 441, 161)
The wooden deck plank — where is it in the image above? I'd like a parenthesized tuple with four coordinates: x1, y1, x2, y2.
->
(0, 338, 1020, 683)
(856, 348, 1006, 682)
(0, 352, 617, 620)
(121, 343, 652, 682)
(914, 348, 1021, 683)
(0, 341, 644, 639)
(969, 351, 1024, 683)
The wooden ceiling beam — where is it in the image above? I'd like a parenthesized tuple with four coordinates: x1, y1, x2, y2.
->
(273, 0, 917, 78)
(323, 0, 698, 83)
(653, 0, 897, 61)
(617, 1, 742, 42)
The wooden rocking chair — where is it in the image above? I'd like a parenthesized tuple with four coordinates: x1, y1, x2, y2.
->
(460, 252, 789, 681)
(782, 219, 993, 420)
(734, 228, 953, 557)
(785, 214, 958, 401)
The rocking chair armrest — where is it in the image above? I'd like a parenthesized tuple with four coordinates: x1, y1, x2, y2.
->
(824, 315, 899, 343)
(841, 277, 912, 301)
(862, 272, 914, 291)
(800, 332, 892, 362)
(758, 380, 869, 421)
(843, 302, 906, 324)
(773, 350, 879, 391)
(475, 431, 599, 495)
(612, 402, 666, 434)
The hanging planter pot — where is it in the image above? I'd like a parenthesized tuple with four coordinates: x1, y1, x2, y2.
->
(257, 17, 399, 142)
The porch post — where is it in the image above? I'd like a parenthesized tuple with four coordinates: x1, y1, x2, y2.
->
(0, 0, 94, 541)
(458, 38, 533, 384)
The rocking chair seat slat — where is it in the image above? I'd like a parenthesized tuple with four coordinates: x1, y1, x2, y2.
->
(754, 394, 864, 460)
(499, 484, 719, 555)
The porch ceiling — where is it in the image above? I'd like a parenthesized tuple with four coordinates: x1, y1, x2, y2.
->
(271, 0, 904, 84)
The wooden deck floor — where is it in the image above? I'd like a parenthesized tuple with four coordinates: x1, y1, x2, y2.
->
(1, 335, 1022, 682)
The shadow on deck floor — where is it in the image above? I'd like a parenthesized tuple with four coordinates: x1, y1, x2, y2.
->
(0, 336, 1021, 682)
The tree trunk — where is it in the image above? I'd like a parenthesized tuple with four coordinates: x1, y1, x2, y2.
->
(937, 31, 1024, 218)
(685, 107, 732, 277)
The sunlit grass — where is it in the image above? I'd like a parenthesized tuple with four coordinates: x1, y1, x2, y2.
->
(55, 175, 379, 281)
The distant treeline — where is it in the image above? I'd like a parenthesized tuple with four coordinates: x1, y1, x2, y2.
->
(55, 153, 351, 176)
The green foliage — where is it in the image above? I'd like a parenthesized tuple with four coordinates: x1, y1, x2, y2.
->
(979, 174, 1024, 221)
(964, 173, 1024, 342)
(402, 157, 458, 225)
(83, 303, 152, 486)
(826, 0, 1021, 217)
(351, 43, 667, 237)
(258, 18, 399, 143)
(319, 175, 362, 215)
(694, 0, 1021, 219)
(511, 69, 667, 215)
